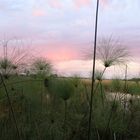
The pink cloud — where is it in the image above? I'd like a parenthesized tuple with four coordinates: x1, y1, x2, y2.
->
(35, 42, 81, 62)
(100, 0, 110, 8)
(46, 43, 79, 62)
(32, 9, 46, 17)
(74, 0, 92, 8)
(46, 48, 79, 62)
(48, 0, 63, 9)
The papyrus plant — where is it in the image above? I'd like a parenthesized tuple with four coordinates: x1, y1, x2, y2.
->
(31, 58, 52, 78)
(97, 37, 129, 68)
(0, 38, 30, 78)
(47, 78, 74, 140)
(86, 36, 130, 140)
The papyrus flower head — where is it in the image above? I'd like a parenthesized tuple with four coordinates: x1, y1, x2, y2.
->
(97, 37, 130, 68)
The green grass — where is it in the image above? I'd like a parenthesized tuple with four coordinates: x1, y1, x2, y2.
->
(0, 76, 140, 140)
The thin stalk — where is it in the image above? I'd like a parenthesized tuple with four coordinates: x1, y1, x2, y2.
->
(93, 67, 106, 96)
(124, 65, 128, 92)
(99, 81, 104, 107)
(123, 65, 128, 117)
(78, 67, 106, 139)
(40, 80, 43, 111)
(88, 0, 100, 139)
(0, 73, 22, 140)
(71, 66, 106, 140)
(97, 129, 101, 140)
(64, 100, 67, 140)
(113, 132, 116, 140)
(84, 84, 90, 106)
(101, 92, 118, 140)
(34, 120, 41, 140)
(91, 67, 106, 107)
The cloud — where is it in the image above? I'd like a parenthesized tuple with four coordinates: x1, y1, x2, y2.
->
(48, 0, 63, 9)
(0, 0, 24, 12)
(46, 46, 80, 62)
(47, 50, 76, 62)
(54, 59, 140, 78)
(74, 0, 92, 8)
(54, 60, 92, 77)
(0, 3, 7, 11)
(101, 0, 109, 7)
(32, 9, 46, 17)
(72, 19, 89, 27)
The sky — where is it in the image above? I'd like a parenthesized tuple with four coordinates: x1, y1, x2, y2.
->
(0, 0, 140, 78)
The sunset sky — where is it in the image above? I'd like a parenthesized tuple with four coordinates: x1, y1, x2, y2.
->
(0, 0, 140, 78)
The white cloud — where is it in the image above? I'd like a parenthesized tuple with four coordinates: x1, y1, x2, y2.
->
(53, 59, 140, 78)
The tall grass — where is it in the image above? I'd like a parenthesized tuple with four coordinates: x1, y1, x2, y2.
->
(0, 75, 140, 140)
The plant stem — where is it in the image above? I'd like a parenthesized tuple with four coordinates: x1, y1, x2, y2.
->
(64, 100, 67, 140)
(99, 81, 104, 107)
(88, 0, 100, 139)
(101, 92, 118, 140)
(123, 65, 128, 118)
(0, 73, 22, 140)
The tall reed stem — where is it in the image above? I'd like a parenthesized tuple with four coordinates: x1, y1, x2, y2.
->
(88, 0, 100, 139)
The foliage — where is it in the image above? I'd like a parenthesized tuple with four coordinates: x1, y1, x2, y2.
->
(97, 37, 130, 68)
(31, 58, 52, 78)
(0, 76, 140, 140)
(0, 38, 30, 78)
